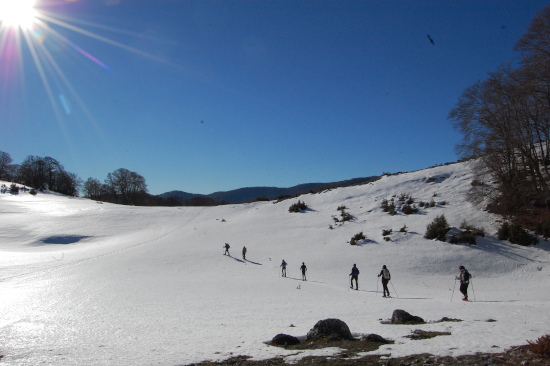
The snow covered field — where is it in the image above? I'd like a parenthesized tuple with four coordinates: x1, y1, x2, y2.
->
(1, 160, 549, 365)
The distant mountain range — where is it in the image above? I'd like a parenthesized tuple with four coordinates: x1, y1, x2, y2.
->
(159, 176, 379, 204)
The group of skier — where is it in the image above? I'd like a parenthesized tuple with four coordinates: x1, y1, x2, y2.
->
(223, 243, 247, 260)
(224, 243, 472, 301)
(348, 263, 391, 296)
(279, 260, 308, 281)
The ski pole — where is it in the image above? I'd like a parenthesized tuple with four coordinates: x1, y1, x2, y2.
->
(390, 281, 399, 298)
(470, 278, 476, 301)
(451, 279, 457, 302)
(376, 277, 379, 297)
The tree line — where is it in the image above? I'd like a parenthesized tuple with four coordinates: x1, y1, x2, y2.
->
(449, 4, 550, 227)
(0, 150, 218, 206)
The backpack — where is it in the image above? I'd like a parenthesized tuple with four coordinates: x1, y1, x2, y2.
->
(463, 270, 471, 283)
(382, 268, 391, 280)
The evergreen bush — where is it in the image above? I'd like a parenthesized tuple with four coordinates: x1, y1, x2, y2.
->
(425, 215, 450, 241)
(402, 204, 418, 215)
(288, 200, 308, 213)
(9, 183, 19, 194)
(498, 222, 538, 246)
(340, 210, 353, 222)
(535, 220, 550, 238)
(350, 232, 366, 245)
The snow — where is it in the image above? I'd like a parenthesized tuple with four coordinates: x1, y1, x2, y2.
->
(1, 160, 549, 365)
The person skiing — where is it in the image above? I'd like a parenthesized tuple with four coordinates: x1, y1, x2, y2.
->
(242, 246, 247, 260)
(456, 265, 471, 301)
(378, 265, 391, 297)
(280, 260, 287, 277)
(350, 264, 359, 290)
(224, 243, 230, 256)
(300, 262, 307, 281)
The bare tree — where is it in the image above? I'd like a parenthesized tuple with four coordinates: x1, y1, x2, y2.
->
(449, 4, 550, 213)
(104, 168, 148, 205)
(83, 177, 103, 200)
(17, 155, 80, 195)
(0, 151, 13, 180)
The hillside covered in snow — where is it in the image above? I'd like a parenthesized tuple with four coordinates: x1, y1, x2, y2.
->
(1, 160, 549, 365)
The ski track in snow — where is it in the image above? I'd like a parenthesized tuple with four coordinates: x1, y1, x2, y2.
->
(1, 160, 550, 365)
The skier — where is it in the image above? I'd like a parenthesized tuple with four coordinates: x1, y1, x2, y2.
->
(281, 260, 287, 277)
(300, 262, 307, 281)
(456, 265, 471, 301)
(242, 246, 247, 260)
(350, 264, 359, 290)
(224, 243, 230, 256)
(378, 265, 391, 297)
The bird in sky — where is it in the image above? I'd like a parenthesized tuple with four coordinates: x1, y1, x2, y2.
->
(427, 34, 435, 45)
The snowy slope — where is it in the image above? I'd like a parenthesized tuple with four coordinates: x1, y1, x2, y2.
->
(1, 160, 549, 365)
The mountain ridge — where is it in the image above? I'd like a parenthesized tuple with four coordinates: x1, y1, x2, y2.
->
(159, 176, 378, 203)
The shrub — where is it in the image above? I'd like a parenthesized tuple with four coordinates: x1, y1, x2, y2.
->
(527, 334, 550, 359)
(254, 196, 270, 202)
(383, 236, 391, 242)
(429, 199, 436, 207)
(449, 232, 476, 245)
(402, 204, 418, 215)
(276, 195, 292, 203)
(350, 232, 366, 245)
(381, 198, 397, 215)
(399, 224, 408, 233)
(29, 188, 37, 196)
(425, 215, 450, 241)
(460, 221, 485, 236)
(337, 205, 347, 211)
(449, 221, 485, 245)
(497, 222, 510, 241)
(497, 222, 538, 246)
(382, 229, 392, 236)
(9, 183, 19, 194)
(340, 210, 353, 222)
(535, 220, 550, 238)
(288, 200, 308, 213)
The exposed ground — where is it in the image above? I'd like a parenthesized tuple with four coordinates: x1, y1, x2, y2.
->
(185, 342, 550, 366)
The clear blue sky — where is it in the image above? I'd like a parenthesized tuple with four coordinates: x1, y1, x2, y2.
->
(1, 0, 548, 195)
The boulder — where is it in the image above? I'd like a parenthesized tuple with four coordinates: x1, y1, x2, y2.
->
(360, 333, 392, 344)
(271, 333, 300, 346)
(306, 318, 354, 341)
(390, 309, 425, 325)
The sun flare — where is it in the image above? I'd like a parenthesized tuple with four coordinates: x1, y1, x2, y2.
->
(0, 0, 38, 30)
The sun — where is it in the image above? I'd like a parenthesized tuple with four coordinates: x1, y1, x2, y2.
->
(0, 0, 38, 30)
